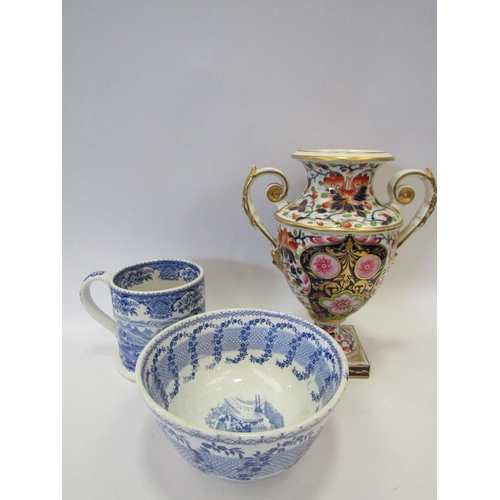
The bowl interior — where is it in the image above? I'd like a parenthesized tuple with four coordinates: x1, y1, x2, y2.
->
(139, 310, 346, 433)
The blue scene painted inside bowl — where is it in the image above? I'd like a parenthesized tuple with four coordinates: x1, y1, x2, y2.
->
(138, 309, 348, 481)
(205, 395, 284, 432)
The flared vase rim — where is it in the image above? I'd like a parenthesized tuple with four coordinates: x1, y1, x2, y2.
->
(292, 149, 395, 162)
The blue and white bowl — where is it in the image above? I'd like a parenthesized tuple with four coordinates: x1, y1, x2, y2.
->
(136, 309, 349, 481)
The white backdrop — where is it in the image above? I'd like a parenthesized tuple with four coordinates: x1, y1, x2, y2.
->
(63, 1, 436, 498)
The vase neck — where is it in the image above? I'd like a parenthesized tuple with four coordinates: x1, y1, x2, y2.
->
(300, 160, 382, 181)
(275, 157, 403, 232)
(299, 160, 384, 201)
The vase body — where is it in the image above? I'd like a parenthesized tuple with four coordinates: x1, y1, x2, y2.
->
(243, 149, 436, 332)
(275, 151, 401, 326)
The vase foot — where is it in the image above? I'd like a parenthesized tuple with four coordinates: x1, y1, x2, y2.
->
(313, 323, 370, 379)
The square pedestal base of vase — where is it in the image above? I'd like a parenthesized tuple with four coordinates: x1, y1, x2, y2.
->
(341, 325, 370, 378)
(319, 324, 370, 378)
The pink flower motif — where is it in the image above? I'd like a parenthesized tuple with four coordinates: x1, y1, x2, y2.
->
(326, 235, 346, 244)
(355, 235, 381, 245)
(311, 254, 340, 278)
(310, 236, 328, 245)
(355, 255, 381, 279)
(320, 292, 361, 314)
(302, 274, 310, 292)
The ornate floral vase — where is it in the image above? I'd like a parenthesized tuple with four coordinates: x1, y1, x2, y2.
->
(243, 150, 437, 378)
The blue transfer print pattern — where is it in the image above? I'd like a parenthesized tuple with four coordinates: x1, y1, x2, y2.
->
(111, 261, 205, 373)
(114, 260, 200, 290)
(139, 309, 348, 481)
(143, 312, 345, 413)
(82, 270, 105, 281)
(205, 395, 285, 432)
(159, 417, 319, 481)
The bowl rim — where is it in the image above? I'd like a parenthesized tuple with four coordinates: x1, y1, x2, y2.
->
(135, 308, 349, 440)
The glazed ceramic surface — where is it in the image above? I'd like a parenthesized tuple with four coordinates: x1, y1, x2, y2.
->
(80, 259, 205, 380)
(243, 150, 436, 329)
(136, 309, 349, 481)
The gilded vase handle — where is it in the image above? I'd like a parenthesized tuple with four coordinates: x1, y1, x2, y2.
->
(387, 168, 437, 247)
(243, 166, 289, 266)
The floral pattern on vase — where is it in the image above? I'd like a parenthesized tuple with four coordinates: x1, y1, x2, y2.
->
(310, 253, 340, 278)
(280, 161, 401, 230)
(243, 150, 437, 377)
(277, 225, 398, 324)
(319, 291, 361, 316)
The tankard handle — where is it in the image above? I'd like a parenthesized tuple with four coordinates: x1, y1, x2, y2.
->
(243, 166, 289, 267)
(387, 168, 437, 247)
(79, 271, 117, 336)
